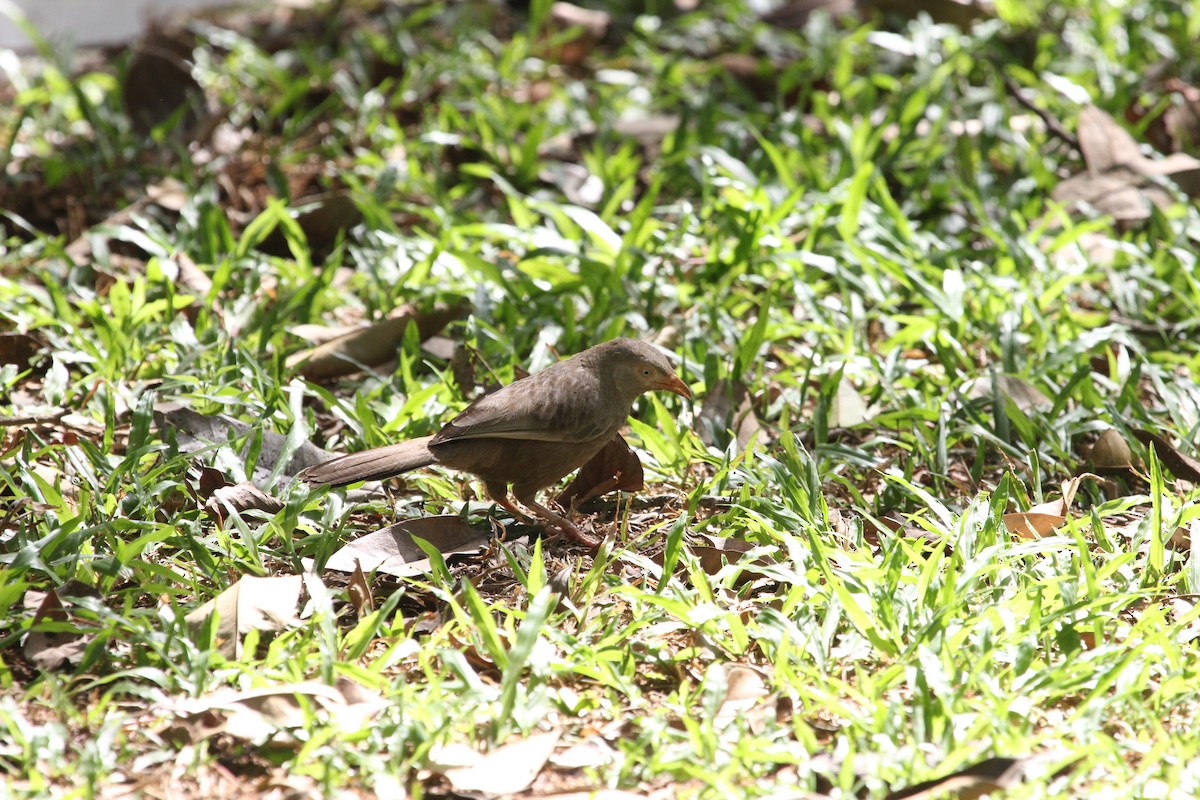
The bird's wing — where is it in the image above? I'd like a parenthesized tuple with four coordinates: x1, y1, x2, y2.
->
(431, 366, 615, 445)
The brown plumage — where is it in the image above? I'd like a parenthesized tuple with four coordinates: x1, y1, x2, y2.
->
(299, 338, 691, 546)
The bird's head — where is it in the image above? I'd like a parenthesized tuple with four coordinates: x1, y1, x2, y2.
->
(600, 338, 692, 401)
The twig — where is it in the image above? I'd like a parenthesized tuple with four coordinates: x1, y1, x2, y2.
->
(0, 408, 67, 426)
(1003, 75, 1080, 152)
(578, 493, 733, 513)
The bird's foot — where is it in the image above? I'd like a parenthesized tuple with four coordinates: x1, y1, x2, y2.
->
(520, 496, 602, 549)
(544, 517, 602, 549)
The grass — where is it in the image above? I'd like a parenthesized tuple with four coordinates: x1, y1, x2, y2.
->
(4, 0, 1200, 796)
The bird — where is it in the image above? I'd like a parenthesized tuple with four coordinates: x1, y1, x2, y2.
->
(299, 338, 691, 546)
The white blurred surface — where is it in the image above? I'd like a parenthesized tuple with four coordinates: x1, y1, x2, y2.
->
(0, 0, 249, 50)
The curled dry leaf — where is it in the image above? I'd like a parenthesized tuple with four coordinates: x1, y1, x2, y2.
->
(347, 559, 374, 616)
(287, 301, 467, 379)
(829, 376, 873, 428)
(1003, 512, 1065, 539)
(23, 588, 91, 671)
(698, 379, 762, 450)
(442, 730, 562, 798)
(324, 515, 492, 579)
(543, 3, 609, 66)
(556, 434, 644, 508)
(259, 191, 364, 256)
(154, 401, 333, 480)
(884, 754, 1075, 800)
(185, 574, 304, 658)
(203, 480, 285, 524)
(711, 663, 775, 733)
(164, 679, 387, 744)
(1168, 521, 1198, 552)
(654, 534, 777, 588)
(1053, 105, 1200, 223)
(964, 375, 1051, 411)
(1133, 429, 1200, 482)
(0, 332, 44, 370)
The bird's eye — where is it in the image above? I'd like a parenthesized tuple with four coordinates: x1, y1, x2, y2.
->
(642, 368, 652, 376)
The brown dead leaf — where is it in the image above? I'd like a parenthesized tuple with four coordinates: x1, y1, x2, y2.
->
(1078, 104, 1144, 172)
(347, 560, 374, 616)
(23, 588, 90, 670)
(259, 191, 363, 256)
(64, 178, 193, 265)
(712, 663, 774, 732)
(1050, 169, 1161, 223)
(698, 379, 762, 450)
(287, 302, 466, 379)
(165, 679, 387, 744)
(885, 755, 1060, 800)
(1053, 105, 1200, 222)
(443, 730, 562, 798)
(123, 28, 206, 137)
(153, 401, 333, 482)
(543, 3, 609, 66)
(185, 574, 304, 658)
(324, 516, 492, 578)
(1088, 429, 1136, 470)
(557, 434, 644, 508)
(162, 250, 214, 299)
(1007, 475, 1100, 539)
(829, 376, 873, 428)
(203, 481, 285, 524)
(965, 375, 1051, 411)
(1003, 512, 1065, 539)
(196, 466, 228, 498)
(0, 332, 44, 370)
(656, 535, 777, 588)
(1133, 429, 1200, 482)
(1145, 79, 1200, 154)
(1168, 521, 1197, 552)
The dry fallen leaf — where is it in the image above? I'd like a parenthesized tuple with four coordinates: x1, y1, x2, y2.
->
(442, 730, 562, 797)
(965, 375, 1051, 411)
(287, 302, 466, 379)
(829, 376, 873, 428)
(885, 754, 1072, 800)
(203, 481, 285, 524)
(1133, 429, 1200, 482)
(259, 191, 363, 256)
(1053, 105, 1200, 223)
(1168, 521, 1198, 552)
(712, 663, 774, 732)
(23, 588, 91, 671)
(347, 559, 374, 617)
(154, 401, 333, 481)
(1003, 512, 1065, 539)
(185, 574, 304, 658)
(164, 679, 387, 744)
(324, 516, 492, 578)
(1088, 429, 1136, 470)
(698, 379, 762, 450)
(557, 434, 644, 508)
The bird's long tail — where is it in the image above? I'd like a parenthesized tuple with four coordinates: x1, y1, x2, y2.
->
(299, 435, 437, 486)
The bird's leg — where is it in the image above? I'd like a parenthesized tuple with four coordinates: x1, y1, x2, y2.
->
(513, 486, 602, 549)
(485, 481, 534, 524)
